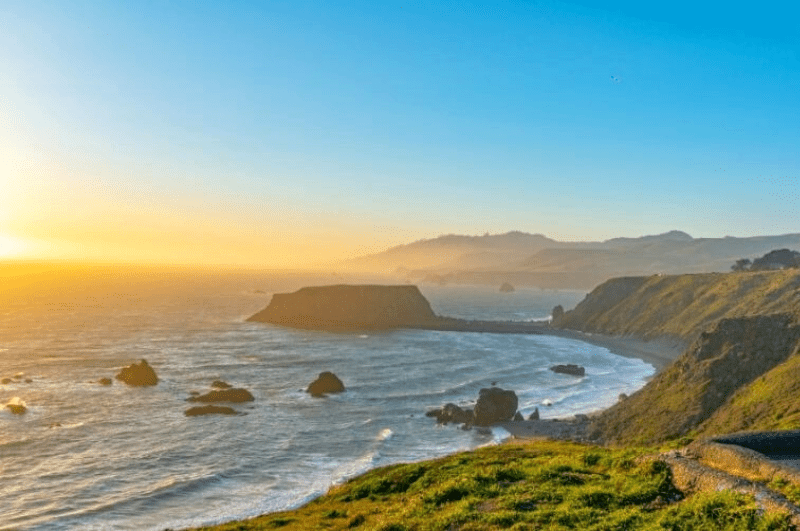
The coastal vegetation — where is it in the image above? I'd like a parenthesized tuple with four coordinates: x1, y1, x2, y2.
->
(187, 441, 794, 531)
(193, 267, 800, 529)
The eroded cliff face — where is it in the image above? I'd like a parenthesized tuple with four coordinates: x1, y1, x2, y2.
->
(247, 285, 439, 330)
(588, 314, 800, 445)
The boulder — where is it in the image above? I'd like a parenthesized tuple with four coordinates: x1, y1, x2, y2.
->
(4, 397, 26, 415)
(550, 364, 585, 377)
(185, 405, 238, 416)
(529, 407, 540, 421)
(115, 359, 158, 386)
(425, 403, 474, 425)
(1, 378, 11, 385)
(551, 305, 565, 324)
(473, 387, 518, 426)
(212, 380, 232, 389)
(307, 371, 345, 396)
(98, 378, 113, 386)
(188, 388, 254, 403)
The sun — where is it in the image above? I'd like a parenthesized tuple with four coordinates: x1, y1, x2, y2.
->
(0, 233, 29, 258)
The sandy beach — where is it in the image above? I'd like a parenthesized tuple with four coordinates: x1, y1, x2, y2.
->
(538, 326, 686, 373)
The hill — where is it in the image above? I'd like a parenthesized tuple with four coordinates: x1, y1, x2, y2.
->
(186, 440, 794, 531)
(344, 231, 800, 290)
(551, 269, 800, 445)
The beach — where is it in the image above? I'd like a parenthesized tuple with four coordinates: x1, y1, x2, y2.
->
(499, 327, 685, 441)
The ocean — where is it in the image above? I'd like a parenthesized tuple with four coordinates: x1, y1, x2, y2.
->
(0, 269, 654, 530)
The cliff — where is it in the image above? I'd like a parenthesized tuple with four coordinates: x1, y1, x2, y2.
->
(247, 285, 439, 330)
(554, 270, 800, 346)
(588, 314, 800, 445)
(550, 269, 800, 445)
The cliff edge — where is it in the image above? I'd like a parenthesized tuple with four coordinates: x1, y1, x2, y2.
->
(554, 270, 800, 346)
(247, 285, 439, 330)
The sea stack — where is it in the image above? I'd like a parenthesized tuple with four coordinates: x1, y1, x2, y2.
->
(307, 371, 346, 397)
(115, 359, 159, 386)
(247, 285, 439, 330)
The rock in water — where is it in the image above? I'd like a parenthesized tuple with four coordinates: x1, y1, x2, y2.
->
(425, 403, 474, 425)
(247, 285, 438, 330)
(306, 371, 345, 397)
(98, 378, 113, 386)
(1, 378, 11, 385)
(473, 387, 518, 426)
(550, 364, 585, 377)
(188, 389, 255, 403)
(185, 405, 238, 416)
(115, 359, 158, 386)
(211, 380, 232, 389)
(499, 282, 515, 293)
(529, 407, 540, 420)
(513, 411, 524, 422)
(4, 397, 27, 415)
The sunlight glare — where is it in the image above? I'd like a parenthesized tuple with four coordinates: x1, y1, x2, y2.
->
(0, 233, 29, 258)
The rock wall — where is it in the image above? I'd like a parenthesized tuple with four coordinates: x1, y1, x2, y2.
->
(248, 285, 439, 330)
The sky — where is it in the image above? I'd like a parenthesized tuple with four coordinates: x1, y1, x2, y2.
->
(1, 1, 798, 267)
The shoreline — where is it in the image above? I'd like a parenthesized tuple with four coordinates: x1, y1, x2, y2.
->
(536, 326, 686, 373)
(499, 327, 686, 441)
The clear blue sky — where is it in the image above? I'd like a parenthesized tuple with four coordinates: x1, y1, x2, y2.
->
(2, 0, 799, 265)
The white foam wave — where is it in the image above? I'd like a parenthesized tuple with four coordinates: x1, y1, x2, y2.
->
(377, 428, 393, 441)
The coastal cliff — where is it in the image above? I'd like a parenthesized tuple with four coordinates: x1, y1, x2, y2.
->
(549, 269, 800, 445)
(248, 285, 439, 330)
(588, 314, 800, 445)
(554, 269, 800, 346)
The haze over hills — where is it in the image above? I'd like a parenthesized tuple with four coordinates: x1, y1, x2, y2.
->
(344, 230, 800, 290)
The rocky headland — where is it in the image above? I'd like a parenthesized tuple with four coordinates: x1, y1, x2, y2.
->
(247, 284, 545, 334)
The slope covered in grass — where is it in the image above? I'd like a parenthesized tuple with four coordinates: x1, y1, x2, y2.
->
(187, 441, 794, 531)
(555, 270, 800, 345)
(698, 352, 800, 437)
(587, 314, 800, 446)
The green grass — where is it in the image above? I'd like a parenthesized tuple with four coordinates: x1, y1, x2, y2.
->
(697, 353, 800, 436)
(185, 441, 795, 531)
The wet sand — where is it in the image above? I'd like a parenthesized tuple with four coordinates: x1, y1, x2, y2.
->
(537, 327, 686, 373)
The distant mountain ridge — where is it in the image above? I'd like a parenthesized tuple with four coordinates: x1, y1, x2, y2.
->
(344, 231, 800, 290)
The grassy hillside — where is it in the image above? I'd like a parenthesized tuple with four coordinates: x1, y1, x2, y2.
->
(698, 352, 800, 437)
(555, 270, 800, 345)
(587, 314, 800, 446)
(188, 441, 794, 531)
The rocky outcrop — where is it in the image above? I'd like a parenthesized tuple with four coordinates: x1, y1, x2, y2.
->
(307, 372, 345, 397)
(499, 282, 515, 293)
(4, 397, 27, 415)
(550, 305, 564, 325)
(248, 285, 439, 330)
(588, 314, 800, 445)
(550, 364, 585, 377)
(212, 380, 232, 389)
(474, 387, 518, 426)
(185, 405, 238, 416)
(115, 359, 158, 386)
(426, 403, 474, 425)
(188, 388, 255, 403)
